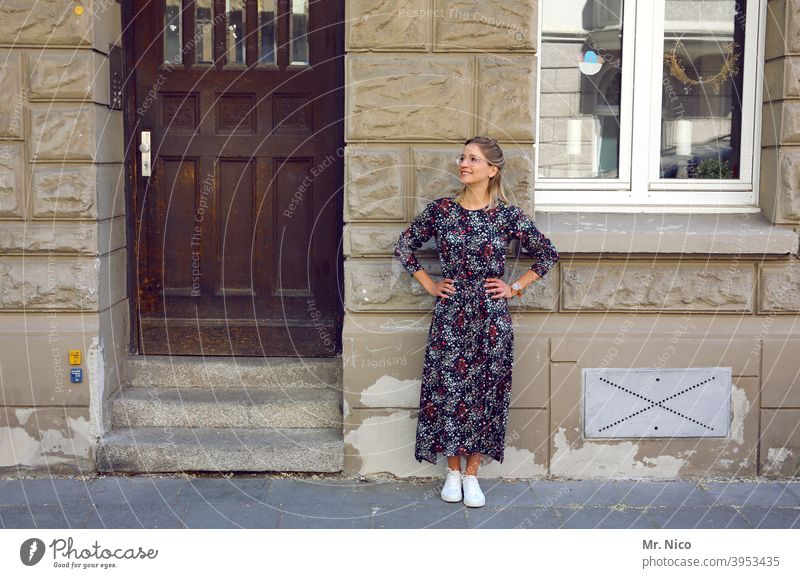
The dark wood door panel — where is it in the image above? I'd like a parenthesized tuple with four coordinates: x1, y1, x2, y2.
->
(131, 0, 343, 356)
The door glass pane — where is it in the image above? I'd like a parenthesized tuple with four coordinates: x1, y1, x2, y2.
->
(290, 0, 309, 65)
(195, 0, 214, 63)
(538, 1, 623, 179)
(258, 0, 277, 64)
(164, 0, 183, 64)
(659, 1, 746, 179)
(226, 0, 246, 65)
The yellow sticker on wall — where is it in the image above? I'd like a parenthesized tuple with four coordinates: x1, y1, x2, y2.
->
(69, 350, 81, 365)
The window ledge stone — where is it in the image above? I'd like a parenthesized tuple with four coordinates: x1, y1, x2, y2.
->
(534, 211, 799, 256)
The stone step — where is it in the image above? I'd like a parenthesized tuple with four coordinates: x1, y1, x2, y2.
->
(111, 386, 342, 429)
(125, 355, 341, 389)
(96, 427, 343, 473)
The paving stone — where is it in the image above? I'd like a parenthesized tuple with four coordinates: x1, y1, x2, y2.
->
(556, 506, 656, 529)
(615, 481, 716, 508)
(645, 506, 752, 529)
(266, 478, 359, 505)
(0, 478, 93, 507)
(87, 477, 186, 506)
(476, 479, 538, 507)
(738, 507, 800, 529)
(783, 483, 800, 500)
(0, 505, 91, 529)
(87, 503, 187, 529)
(179, 503, 281, 529)
(0, 506, 36, 528)
(704, 482, 800, 507)
(274, 496, 371, 520)
(0, 479, 25, 505)
(2, 477, 800, 529)
(530, 480, 631, 507)
(173, 477, 270, 506)
(467, 506, 561, 529)
(355, 480, 443, 506)
(278, 504, 374, 529)
(372, 504, 469, 529)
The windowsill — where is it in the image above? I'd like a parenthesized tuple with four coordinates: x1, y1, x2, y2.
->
(533, 211, 799, 255)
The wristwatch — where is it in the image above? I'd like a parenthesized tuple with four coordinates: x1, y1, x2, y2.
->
(510, 281, 524, 299)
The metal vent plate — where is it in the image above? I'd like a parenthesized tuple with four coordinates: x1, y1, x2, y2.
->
(582, 367, 732, 438)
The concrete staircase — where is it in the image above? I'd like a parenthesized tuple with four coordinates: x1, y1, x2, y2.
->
(96, 356, 344, 473)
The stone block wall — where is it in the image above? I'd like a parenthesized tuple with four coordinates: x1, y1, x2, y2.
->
(343, 0, 541, 477)
(757, 0, 800, 477)
(0, 0, 127, 474)
(343, 0, 800, 479)
(0, 0, 798, 479)
(763, 0, 800, 225)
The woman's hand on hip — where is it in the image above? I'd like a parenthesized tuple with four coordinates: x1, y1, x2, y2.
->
(485, 277, 511, 299)
(426, 278, 457, 298)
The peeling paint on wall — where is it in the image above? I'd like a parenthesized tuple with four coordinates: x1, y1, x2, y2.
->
(0, 415, 91, 468)
(730, 384, 749, 445)
(343, 410, 431, 477)
(14, 408, 34, 426)
(345, 409, 548, 478)
(476, 446, 547, 479)
(551, 427, 685, 478)
(66, 415, 92, 458)
(377, 319, 427, 332)
(86, 336, 104, 438)
(359, 375, 419, 408)
(0, 427, 38, 467)
(764, 447, 792, 475)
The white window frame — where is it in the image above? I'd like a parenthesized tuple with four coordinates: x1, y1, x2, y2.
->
(534, 0, 765, 213)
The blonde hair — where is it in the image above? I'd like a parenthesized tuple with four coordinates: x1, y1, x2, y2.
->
(455, 135, 509, 211)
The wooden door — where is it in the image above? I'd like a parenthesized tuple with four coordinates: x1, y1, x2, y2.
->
(125, 0, 343, 356)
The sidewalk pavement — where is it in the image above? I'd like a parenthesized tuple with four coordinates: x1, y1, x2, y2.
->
(1, 474, 799, 529)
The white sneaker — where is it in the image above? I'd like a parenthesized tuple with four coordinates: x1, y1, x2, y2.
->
(461, 474, 485, 507)
(440, 467, 463, 503)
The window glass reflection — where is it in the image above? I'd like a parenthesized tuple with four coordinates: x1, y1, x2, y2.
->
(195, 0, 214, 63)
(538, 1, 623, 179)
(290, 0, 309, 65)
(164, 0, 183, 64)
(659, 1, 745, 179)
(259, 0, 277, 64)
(226, 0, 246, 65)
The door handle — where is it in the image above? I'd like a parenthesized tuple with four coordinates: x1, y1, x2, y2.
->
(139, 131, 152, 177)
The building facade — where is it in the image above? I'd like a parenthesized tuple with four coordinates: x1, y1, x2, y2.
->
(1, 0, 799, 479)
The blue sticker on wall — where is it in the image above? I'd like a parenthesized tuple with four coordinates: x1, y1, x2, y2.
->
(70, 368, 83, 383)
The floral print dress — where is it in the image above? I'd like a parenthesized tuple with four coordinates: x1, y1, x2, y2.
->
(394, 195, 560, 465)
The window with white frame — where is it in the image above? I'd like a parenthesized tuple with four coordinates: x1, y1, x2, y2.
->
(535, 0, 764, 212)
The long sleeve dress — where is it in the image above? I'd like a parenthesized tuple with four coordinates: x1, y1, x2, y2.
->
(394, 195, 560, 465)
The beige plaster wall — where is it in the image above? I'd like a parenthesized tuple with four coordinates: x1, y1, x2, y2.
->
(0, 0, 127, 475)
(342, 0, 800, 479)
(1, 0, 798, 479)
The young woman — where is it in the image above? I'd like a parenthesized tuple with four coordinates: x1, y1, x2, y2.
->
(393, 136, 560, 507)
